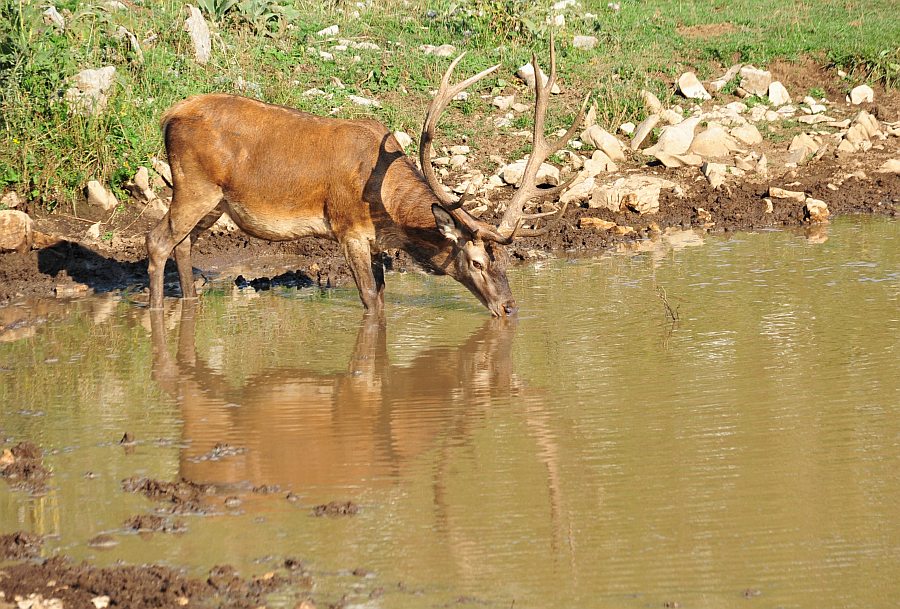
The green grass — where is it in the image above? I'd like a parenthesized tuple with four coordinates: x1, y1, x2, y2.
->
(1, 0, 897, 209)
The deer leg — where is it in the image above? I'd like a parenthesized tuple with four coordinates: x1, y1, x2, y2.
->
(371, 251, 385, 310)
(173, 204, 225, 300)
(341, 237, 382, 314)
(147, 185, 222, 309)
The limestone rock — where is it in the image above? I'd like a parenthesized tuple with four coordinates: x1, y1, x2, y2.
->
(651, 152, 703, 168)
(317, 25, 339, 37)
(788, 133, 820, 159)
(709, 64, 742, 92)
(854, 110, 880, 139)
(677, 72, 711, 100)
(499, 159, 560, 187)
(589, 175, 676, 215)
(579, 217, 617, 230)
(768, 81, 791, 106)
(1, 191, 22, 209)
(630, 114, 659, 150)
(573, 35, 598, 50)
(65, 66, 116, 116)
(151, 157, 173, 186)
(701, 162, 727, 189)
(582, 150, 617, 176)
(580, 125, 626, 161)
(619, 122, 636, 135)
(645, 117, 700, 158)
(769, 187, 805, 202)
(739, 65, 772, 96)
(689, 126, 740, 158)
(0, 210, 33, 253)
(86, 180, 119, 211)
(516, 63, 561, 94)
(493, 95, 515, 111)
(849, 84, 874, 105)
(660, 109, 684, 125)
(641, 90, 663, 114)
(730, 124, 762, 146)
(420, 44, 456, 57)
(876, 159, 900, 174)
(131, 167, 156, 202)
(560, 176, 596, 205)
(804, 197, 829, 223)
(184, 5, 211, 65)
(43, 6, 65, 29)
(393, 130, 412, 150)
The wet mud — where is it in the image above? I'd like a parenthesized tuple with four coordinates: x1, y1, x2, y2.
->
(121, 476, 215, 514)
(0, 442, 51, 494)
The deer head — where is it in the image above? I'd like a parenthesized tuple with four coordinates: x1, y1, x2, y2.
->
(418, 33, 588, 316)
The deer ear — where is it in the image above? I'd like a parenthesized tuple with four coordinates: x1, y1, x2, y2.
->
(432, 204, 464, 243)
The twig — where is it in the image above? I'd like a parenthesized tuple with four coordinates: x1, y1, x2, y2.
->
(656, 285, 679, 322)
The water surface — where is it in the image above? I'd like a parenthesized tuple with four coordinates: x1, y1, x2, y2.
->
(1, 218, 898, 608)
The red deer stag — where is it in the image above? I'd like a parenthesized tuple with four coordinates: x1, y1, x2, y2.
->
(147, 34, 585, 316)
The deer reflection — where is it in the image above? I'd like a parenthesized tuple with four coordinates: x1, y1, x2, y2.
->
(150, 304, 521, 491)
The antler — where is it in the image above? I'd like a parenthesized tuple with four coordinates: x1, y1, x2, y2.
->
(420, 53, 499, 209)
(496, 31, 589, 238)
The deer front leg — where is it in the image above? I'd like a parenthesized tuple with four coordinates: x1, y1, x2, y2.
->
(341, 237, 384, 314)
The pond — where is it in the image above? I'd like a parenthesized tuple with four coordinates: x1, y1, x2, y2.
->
(1, 217, 898, 608)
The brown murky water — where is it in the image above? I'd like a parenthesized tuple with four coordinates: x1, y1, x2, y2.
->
(2, 218, 899, 608)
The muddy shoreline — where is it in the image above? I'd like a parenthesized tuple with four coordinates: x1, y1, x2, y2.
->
(1, 148, 897, 306)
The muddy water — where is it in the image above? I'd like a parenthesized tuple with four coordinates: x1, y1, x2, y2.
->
(1, 218, 899, 608)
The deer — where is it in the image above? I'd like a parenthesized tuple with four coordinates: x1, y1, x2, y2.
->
(147, 34, 586, 317)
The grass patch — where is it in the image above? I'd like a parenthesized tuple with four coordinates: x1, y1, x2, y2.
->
(0, 0, 897, 208)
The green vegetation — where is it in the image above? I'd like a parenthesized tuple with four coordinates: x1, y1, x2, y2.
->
(0, 0, 897, 209)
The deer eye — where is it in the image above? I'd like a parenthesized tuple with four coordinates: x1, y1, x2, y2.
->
(472, 260, 484, 271)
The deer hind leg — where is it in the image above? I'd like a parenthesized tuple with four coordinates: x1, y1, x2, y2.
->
(173, 204, 226, 300)
(147, 183, 223, 309)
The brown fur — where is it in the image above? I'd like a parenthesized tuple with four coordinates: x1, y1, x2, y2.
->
(147, 93, 516, 316)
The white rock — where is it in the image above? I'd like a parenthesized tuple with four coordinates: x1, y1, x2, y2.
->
(493, 95, 515, 111)
(739, 65, 772, 96)
(132, 167, 156, 202)
(689, 126, 740, 158)
(804, 197, 829, 222)
(651, 152, 703, 168)
(701, 162, 727, 189)
(318, 51, 334, 61)
(499, 159, 560, 187)
(449, 145, 470, 155)
(619, 122, 636, 135)
(769, 187, 806, 202)
(549, 14, 565, 27)
(645, 117, 700, 158)
(560, 176, 596, 205)
(677, 72, 711, 100)
(393, 130, 412, 150)
(788, 133, 820, 158)
(151, 157, 173, 186)
(798, 114, 835, 125)
(348, 95, 381, 107)
(1, 191, 22, 209)
(708, 64, 743, 92)
(660, 109, 684, 125)
(317, 25, 339, 37)
(582, 150, 618, 176)
(86, 221, 101, 241)
(768, 81, 791, 106)
(849, 84, 874, 105)
(511, 102, 529, 113)
(573, 35, 598, 51)
(854, 110, 880, 139)
(516, 63, 561, 94)
(65, 66, 116, 116)
(302, 88, 327, 97)
(183, 5, 211, 65)
(845, 123, 869, 145)
(725, 101, 748, 114)
(876, 159, 900, 174)
(764, 110, 780, 122)
(449, 154, 467, 168)
(590, 175, 677, 214)
(92, 596, 111, 609)
(630, 114, 659, 150)
(0, 210, 33, 253)
(86, 180, 118, 211)
(43, 6, 65, 29)
(420, 44, 456, 57)
(641, 90, 663, 114)
(730, 124, 762, 146)
(580, 125, 626, 161)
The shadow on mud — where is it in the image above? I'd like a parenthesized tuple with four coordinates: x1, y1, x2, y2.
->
(36, 241, 150, 293)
